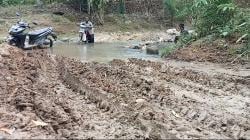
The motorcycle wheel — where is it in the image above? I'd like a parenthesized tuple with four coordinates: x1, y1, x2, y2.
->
(79, 33, 83, 41)
(8, 40, 16, 46)
(89, 34, 94, 43)
(45, 38, 53, 48)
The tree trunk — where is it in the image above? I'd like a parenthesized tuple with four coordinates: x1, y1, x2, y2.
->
(87, 0, 91, 14)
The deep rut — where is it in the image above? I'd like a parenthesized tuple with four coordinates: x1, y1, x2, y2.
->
(0, 45, 249, 139)
(58, 58, 250, 139)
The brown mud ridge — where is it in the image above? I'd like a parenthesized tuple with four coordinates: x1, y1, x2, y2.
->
(0, 44, 250, 139)
(168, 39, 248, 64)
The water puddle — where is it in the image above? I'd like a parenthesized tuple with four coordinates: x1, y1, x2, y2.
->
(47, 42, 162, 63)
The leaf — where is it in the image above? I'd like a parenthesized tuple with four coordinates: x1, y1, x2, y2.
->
(236, 34, 248, 43)
(238, 22, 246, 27)
(223, 7, 227, 12)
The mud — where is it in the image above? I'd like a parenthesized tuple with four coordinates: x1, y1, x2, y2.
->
(0, 44, 250, 139)
(168, 39, 248, 64)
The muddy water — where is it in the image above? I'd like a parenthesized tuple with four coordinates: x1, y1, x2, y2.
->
(48, 42, 161, 63)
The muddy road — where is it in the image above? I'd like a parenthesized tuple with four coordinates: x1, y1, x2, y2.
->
(0, 44, 250, 139)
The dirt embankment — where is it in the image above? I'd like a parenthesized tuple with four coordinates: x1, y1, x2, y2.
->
(168, 39, 249, 64)
(0, 44, 250, 139)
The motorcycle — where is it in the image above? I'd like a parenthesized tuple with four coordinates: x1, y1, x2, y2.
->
(7, 13, 57, 49)
(79, 23, 94, 43)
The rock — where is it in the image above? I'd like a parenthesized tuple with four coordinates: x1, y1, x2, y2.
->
(58, 129, 71, 138)
(125, 20, 132, 24)
(145, 41, 153, 46)
(176, 126, 189, 132)
(136, 99, 146, 103)
(141, 45, 147, 50)
(158, 37, 164, 42)
(186, 131, 204, 138)
(188, 30, 197, 36)
(131, 44, 141, 49)
(31, 120, 48, 126)
(61, 38, 70, 42)
(124, 32, 131, 35)
(166, 28, 179, 35)
(146, 46, 159, 55)
(167, 36, 176, 42)
(120, 103, 128, 107)
(0, 50, 10, 58)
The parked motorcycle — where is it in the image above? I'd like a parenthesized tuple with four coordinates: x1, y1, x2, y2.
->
(79, 23, 94, 43)
(7, 13, 57, 49)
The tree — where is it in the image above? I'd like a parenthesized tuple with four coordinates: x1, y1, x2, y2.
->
(163, 0, 176, 26)
(90, 0, 108, 25)
(119, 0, 125, 15)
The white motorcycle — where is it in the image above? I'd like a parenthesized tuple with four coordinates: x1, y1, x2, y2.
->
(79, 24, 94, 43)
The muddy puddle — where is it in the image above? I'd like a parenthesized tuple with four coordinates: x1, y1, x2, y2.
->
(47, 42, 162, 63)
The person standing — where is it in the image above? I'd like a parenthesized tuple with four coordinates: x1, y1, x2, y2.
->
(174, 23, 189, 43)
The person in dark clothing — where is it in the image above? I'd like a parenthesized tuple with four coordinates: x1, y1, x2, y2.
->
(179, 23, 188, 35)
(174, 23, 189, 43)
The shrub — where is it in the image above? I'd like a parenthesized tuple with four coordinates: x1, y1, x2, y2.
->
(160, 43, 176, 57)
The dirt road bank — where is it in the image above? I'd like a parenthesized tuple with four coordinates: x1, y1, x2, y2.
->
(0, 44, 250, 139)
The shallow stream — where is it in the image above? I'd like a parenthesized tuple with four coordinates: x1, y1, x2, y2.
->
(48, 42, 162, 63)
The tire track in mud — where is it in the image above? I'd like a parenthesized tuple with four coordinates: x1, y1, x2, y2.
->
(124, 59, 250, 139)
(1, 45, 250, 139)
(0, 47, 142, 139)
(125, 59, 250, 139)
(58, 58, 250, 139)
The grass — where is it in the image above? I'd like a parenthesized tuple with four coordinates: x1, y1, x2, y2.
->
(0, 5, 35, 18)
(100, 14, 164, 32)
(160, 43, 177, 57)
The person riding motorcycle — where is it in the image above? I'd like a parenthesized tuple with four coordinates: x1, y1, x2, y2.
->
(79, 17, 94, 43)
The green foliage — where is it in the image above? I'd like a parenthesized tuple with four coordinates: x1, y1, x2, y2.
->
(160, 43, 176, 57)
(119, 0, 125, 15)
(163, 0, 176, 16)
(90, 0, 108, 24)
(163, 0, 176, 25)
(189, 0, 236, 37)
(174, 0, 193, 22)
(163, 0, 249, 56)
(161, 34, 196, 57)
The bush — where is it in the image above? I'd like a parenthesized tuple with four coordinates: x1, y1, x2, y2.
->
(160, 34, 196, 57)
(160, 43, 176, 57)
(162, 0, 249, 58)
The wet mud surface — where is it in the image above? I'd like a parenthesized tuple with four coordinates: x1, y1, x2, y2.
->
(0, 44, 250, 139)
